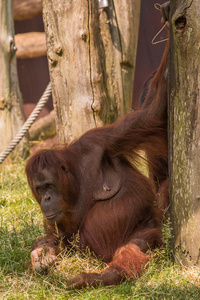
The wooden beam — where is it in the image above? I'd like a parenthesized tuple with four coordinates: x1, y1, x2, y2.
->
(29, 110, 56, 141)
(15, 32, 47, 58)
(13, 0, 42, 20)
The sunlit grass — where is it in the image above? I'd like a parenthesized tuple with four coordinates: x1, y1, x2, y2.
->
(0, 161, 199, 299)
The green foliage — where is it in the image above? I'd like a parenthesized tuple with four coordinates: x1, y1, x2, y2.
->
(0, 161, 199, 299)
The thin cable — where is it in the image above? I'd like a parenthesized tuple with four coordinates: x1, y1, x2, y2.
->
(151, 22, 169, 45)
(154, 3, 162, 11)
(0, 82, 52, 164)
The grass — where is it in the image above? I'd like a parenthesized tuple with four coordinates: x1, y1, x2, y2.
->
(0, 160, 199, 299)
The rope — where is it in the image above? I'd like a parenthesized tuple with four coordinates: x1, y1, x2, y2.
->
(0, 82, 52, 164)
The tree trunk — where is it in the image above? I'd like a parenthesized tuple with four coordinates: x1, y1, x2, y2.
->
(169, 0, 200, 266)
(43, 0, 140, 144)
(0, 0, 27, 160)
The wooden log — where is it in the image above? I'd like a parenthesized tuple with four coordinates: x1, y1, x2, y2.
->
(15, 32, 47, 58)
(29, 110, 56, 141)
(169, 0, 200, 267)
(13, 0, 42, 20)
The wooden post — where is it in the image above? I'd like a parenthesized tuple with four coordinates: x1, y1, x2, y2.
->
(0, 0, 27, 160)
(43, 0, 140, 144)
(169, 0, 200, 266)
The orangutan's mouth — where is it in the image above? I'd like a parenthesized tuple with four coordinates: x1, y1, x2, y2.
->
(45, 211, 61, 221)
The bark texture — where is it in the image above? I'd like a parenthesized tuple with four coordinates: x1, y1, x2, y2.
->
(0, 0, 27, 160)
(169, 0, 200, 266)
(43, 0, 140, 144)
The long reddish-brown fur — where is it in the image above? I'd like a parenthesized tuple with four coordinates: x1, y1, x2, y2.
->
(26, 38, 169, 288)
